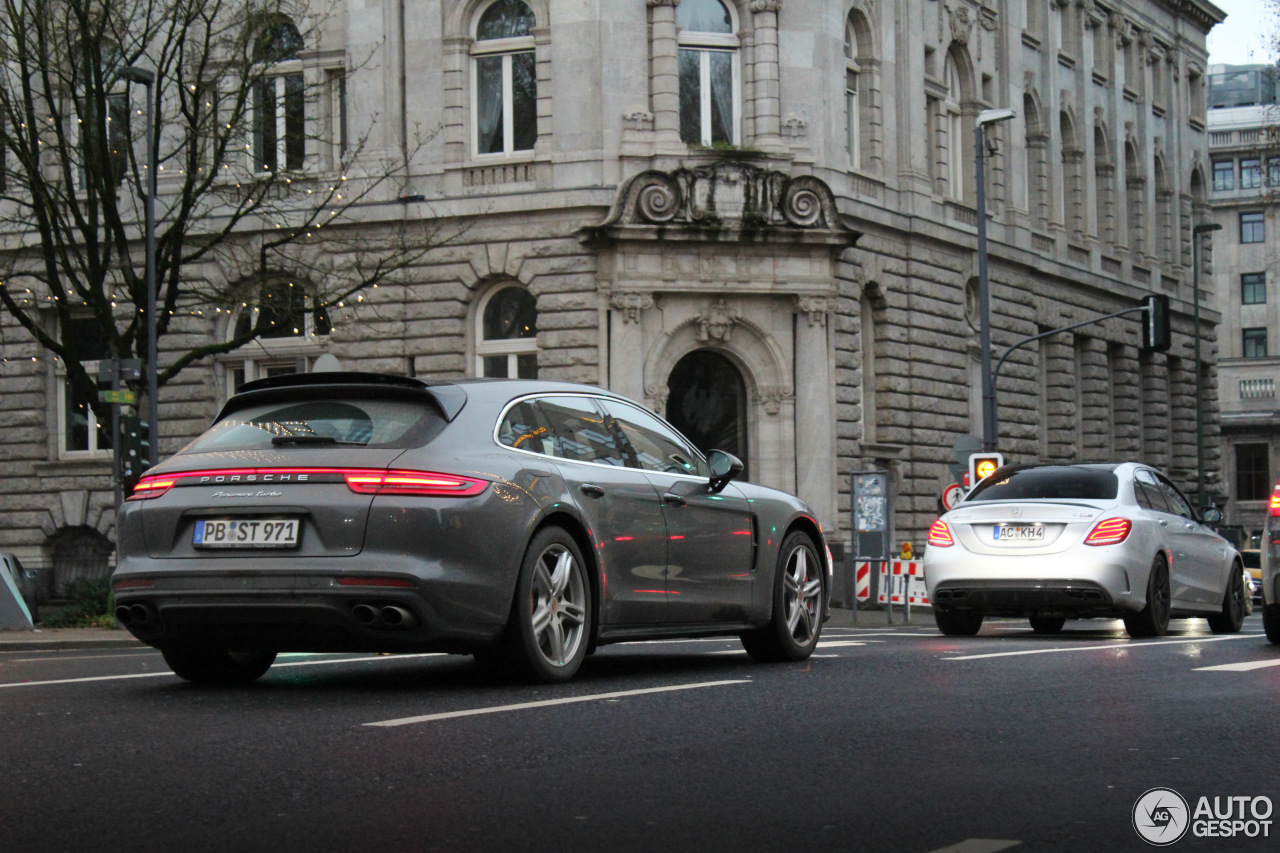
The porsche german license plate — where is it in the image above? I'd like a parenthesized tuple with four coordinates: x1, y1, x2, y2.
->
(194, 519, 300, 549)
(993, 523, 1044, 542)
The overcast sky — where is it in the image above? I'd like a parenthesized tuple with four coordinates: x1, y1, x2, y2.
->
(1206, 0, 1278, 66)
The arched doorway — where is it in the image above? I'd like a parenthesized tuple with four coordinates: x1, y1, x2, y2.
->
(665, 349, 748, 479)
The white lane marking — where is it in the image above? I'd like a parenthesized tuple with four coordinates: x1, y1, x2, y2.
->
(0, 652, 447, 689)
(1195, 658, 1280, 672)
(925, 840, 1021, 853)
(364, 679, 751, 727)
(948, 634, 1261, 661)
(816, 640, 867, 648)
(11, 651, 160, 663)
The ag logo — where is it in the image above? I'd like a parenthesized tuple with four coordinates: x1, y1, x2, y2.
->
(1133, 787, 1190, 845)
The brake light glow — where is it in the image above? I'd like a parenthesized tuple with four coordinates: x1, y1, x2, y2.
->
(1271, 489, 1280, 516)
(126, 467, 489, 500)
(927, 519, 954, 547)
(336, 577, 416, 588)
(1084, 517, 1132, 546)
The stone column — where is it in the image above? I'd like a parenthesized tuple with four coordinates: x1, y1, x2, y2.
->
(648, 0, 684, 145)
(609, 293, 652, 402)
(795, 296, 835, 530)
(750, 0, 784, 150)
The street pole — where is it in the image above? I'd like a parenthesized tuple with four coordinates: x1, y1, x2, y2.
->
(975, 108, 1016, 452)
(1192, 222, 1222, 511)
(122, 66, 159, 468)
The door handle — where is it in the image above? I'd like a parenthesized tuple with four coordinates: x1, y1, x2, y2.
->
(579, 483, 605, 498)
(662, 492, 687, 507)
(1158, 520, 1168, 527)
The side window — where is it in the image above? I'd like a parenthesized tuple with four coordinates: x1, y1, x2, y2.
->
(600, 400, 708, 477)
(1134, 470, 1171, 513)
(536, 396, 623, 466)
(1157, 475, 1194, 519)
(497, 399, 555, 456)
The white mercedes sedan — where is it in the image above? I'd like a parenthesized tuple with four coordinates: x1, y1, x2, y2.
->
(923, 463, 1245, 638)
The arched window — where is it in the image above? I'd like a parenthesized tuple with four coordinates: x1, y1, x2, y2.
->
(477, 284, 538, 378)
(1023, 92, 1049, 229)
(252, 18, 306, 172)
(678, 0, 739, 146)
(665, 349, 747, 479)
(844, 16, 861, 168)
(943, 54, 964, 201)
(1094, 123, 1114, 245)
(472, 0, 537, 156)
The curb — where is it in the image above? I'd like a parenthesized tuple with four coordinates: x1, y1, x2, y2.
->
(0, 632, 146, 652)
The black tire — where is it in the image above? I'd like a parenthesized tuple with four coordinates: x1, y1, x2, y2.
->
(161, 648, 276, 684)
(1206, 562, 1246, 634)
(740, 531, 825, 662)
(935, 609, 984, 636)
(1029, 614, 1066, 634)
(1123, 556, 1171, 638)
(1264, 604, 1280, 645)
(500, 526, 592, 683)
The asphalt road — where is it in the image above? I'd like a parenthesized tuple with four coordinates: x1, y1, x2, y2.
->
(1, 613, 1277, 853)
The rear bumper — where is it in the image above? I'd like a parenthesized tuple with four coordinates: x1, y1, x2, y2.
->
(931, 579, 1116, 616)
(112, 569, 508, 654)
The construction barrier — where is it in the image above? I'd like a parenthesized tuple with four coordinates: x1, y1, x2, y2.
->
(877, 561, 929, 606)
(854, 561, 873, 602)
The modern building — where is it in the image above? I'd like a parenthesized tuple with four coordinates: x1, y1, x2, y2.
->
(1206, 63, 1280, 547)
(0, 0, 1226, 604)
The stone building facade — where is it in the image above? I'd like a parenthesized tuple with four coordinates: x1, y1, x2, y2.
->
(1206, 64, 1280, 545)
(0, 0, 1226, 602)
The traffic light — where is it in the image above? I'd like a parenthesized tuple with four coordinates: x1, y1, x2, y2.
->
(1141, 294, 1171, 352)
(120, 414, 152, 487)
(968, 452, 1004, 487)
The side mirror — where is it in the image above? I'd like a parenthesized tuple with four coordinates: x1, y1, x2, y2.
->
(1201, 507, 1222, 525)
(707, 449, 744, 493)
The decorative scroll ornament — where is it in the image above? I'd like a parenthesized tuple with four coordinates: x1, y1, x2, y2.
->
(647, 0, 681, 7)
(757, 385, 794, 416)
(979, 4, 998, 31)
(644, 384, 670, 415)
(602, 161, 844, 230)
(610, 292, 654, 324)
(796, 296, 836, 326)
(696, 299, 737, 343)
(750, 0, 783, 11)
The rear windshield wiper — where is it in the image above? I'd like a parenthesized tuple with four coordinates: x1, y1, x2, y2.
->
(271, 435, 368, 446)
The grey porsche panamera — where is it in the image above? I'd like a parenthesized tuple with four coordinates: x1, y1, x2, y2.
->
(112, 373, 831, 684)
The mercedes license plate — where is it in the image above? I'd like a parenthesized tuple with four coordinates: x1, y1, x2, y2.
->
(194, 519, 300, 549)
(993, 523, 1044, 542)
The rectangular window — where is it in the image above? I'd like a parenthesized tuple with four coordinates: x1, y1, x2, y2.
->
(1213, 160, 1234, 192)
(1269, 156, 1280, 187)
(1241, 158, 1262, 189)
(846, 69, 859, 166)
(1236, 443, 1271, 501)
(59, 316, 114, 456)
(679, 48, 737, 147)
(1241, 211, 1265, 243)
(1242, 272, 1267, 305)
(1243, 327, 1268, 358)
(252, 73, 305, 172)
(474, 50, 537, 155)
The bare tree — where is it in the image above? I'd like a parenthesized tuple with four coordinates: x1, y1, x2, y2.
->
(0, 0, 447, 426)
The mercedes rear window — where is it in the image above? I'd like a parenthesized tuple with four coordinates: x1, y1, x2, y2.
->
(966, 467, 1119, 502)
(182, 398, 446, 452)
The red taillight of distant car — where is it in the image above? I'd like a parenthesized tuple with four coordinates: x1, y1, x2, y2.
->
(1084, 517, 1132, 546)
(1271, 489, 1280, 516)
(128, 475, 178, 500)
(928, 519, 955, 547)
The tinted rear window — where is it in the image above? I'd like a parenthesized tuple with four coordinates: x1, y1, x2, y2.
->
(183, 398, 445, 452)
(966, 467, 1119, 502)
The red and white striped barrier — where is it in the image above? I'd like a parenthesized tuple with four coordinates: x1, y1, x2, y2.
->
(877, 561, 929, 606)
(855, 561, 873, 601)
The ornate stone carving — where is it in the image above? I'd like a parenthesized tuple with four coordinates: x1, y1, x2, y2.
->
(601, 162, 844, 230)
(696, 299, 737, 343)
(979, 5, 998, 31)
(750, 0, 783, 11)
(796, 296, 835, 326)
(610, 292, 654, 324)
(757, 385, 794, 416)
(949, 5, 973, 45)
(782, 115, 807, 139)
(623, 109, 655, 132)
(647, 0, 681, 7)
(644, 384, 670, 415)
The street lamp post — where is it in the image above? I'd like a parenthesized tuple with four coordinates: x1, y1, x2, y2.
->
(1192, 221, 1222, 511)
(975, 108, 1016, 452)
(120, 65, 158, 469)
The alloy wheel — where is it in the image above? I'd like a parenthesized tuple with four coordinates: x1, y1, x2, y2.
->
(782, 543, 822, 645)
(529, 543, 587, 667)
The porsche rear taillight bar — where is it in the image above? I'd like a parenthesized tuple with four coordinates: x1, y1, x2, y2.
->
(128, 468, 489, 500)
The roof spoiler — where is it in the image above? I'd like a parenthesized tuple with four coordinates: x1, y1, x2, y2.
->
(219, 372, 468, 422)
